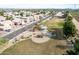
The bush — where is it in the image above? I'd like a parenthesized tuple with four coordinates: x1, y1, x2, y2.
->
(0, 12, 4, 16)
(63, 11, 69, 18)
(33, 24, 40, 31)
(20, 12, 24, 17)
(6, 16, 14, 20)
(65, 16, 72, 21)
(66, 40, 79, 55)
(0, 38, 7, 45)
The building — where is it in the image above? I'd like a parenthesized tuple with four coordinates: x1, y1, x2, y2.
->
(55, 12, 64, 17)
(0, 16, 6, 22)
(12, 18, 25, 25)
(34, 15, 40, 21)
(0, 20, 12, 32)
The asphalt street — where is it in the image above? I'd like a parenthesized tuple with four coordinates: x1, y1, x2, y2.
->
(2, 16, 51, 40)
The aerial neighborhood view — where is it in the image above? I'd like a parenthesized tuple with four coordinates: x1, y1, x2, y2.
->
(0, 4, 79, 55)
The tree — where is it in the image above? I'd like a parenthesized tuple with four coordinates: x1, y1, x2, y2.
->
(66, 39, 79, 55)
(20, 12, 24, 17)
(6, 16, 9, 20)
(33, 24, 40, 31)
(63, 16, 76, 38)
(63, 11, 69, 18)
(6, 16, 13, 20)
(65, 15, 73, 24)
(49, 11, 54, 17)
(0, 11, 4, 16)
(65, 15, 72, 21)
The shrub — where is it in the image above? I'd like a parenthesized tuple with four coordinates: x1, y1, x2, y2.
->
(66, 40, 79, 55)
(0, 38, 7, 45)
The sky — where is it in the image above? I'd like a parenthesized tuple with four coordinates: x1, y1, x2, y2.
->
(0, 4, 78, 9)
(0, 0, 79, 9)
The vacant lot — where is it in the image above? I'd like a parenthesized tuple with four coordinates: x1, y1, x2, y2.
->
(1, 39, 68, 55)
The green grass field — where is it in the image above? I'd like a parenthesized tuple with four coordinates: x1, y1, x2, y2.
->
(41, 17, 64, 31)
(0, 38, 7, 45)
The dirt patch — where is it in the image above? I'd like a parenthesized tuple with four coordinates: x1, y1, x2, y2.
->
(1, 39, 68, 55)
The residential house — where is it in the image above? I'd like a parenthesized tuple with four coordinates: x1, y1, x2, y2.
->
(55, 12, 64, 18)
(33, 15, 40, 21)
(0, 20, 12, 32)
(0, 16, 6, 22)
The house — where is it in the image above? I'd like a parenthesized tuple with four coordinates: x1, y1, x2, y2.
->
(4, 12, 8, 17)
(55, 12, 64, 17)
(26, 11, 32, 16)
(28, 16, 35, 23)
(0, 20, 12, 32)
(33, 15, 40, 21)
(14, 12, 19, 16)
(21, 16, 33, 24)
(0, 16, 6, 22)
(12, 18, 25, 25)
(0, 23, 4, 31)
(15, 15, 21, 19)
(8, 12, 13, 16)
(12, 15, 36, 26)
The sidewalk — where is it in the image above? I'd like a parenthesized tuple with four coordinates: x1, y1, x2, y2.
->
(72, 18, 79, 32)
(1, 20, 38, 37)
(0, 31, 33, 54)
(70, 13, 79, 32)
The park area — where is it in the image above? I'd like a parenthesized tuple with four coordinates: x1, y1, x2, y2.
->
(0, 17, 69, 55)
(41, 17, 64, 31)
(1, 38, 68, 55)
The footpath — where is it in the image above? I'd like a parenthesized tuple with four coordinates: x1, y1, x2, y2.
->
(0, 31, 33, 54)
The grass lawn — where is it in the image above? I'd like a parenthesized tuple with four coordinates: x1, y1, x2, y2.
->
(0, 38, 7, 46)
(1, 39, 68, 55)
(41, 17, 64, 31)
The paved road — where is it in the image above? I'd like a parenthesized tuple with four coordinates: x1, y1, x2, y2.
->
(2, 15, 52, 40)
(2, 22, 37, 40)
